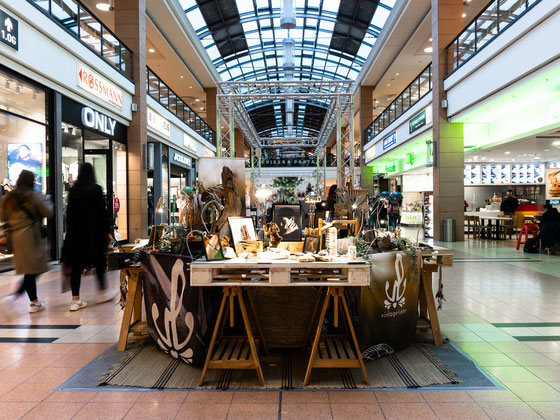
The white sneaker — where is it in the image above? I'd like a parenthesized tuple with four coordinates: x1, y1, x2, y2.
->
(0, 296, 16, 321)
(70, 299, 87, 311)
(98, 289, 118, 304)
(29, 301, 45, 313)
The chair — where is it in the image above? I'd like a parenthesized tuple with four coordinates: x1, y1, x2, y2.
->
(500, 216, 517, 240)
(473, 216, 492, 239)
(516, 224, 540, 250)
(464, 215, 475, 238)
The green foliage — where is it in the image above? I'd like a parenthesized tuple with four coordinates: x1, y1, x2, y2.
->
(396, 237, 420, 281)
(272, 177, 303, 204)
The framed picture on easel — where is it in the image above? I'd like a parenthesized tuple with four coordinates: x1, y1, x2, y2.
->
(228, 216, 258, 249)
(272, 204, 302, 241)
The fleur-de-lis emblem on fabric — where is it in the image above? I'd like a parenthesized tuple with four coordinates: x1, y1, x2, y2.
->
(152, 259, 194, 363)
(384, 253, 407, 310)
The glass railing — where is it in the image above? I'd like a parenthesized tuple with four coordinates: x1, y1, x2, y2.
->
(446, 0, 541, 74)
(28, 0, 133, 80)
(365, 64, 432, 143)
(147, 68, 216, 146)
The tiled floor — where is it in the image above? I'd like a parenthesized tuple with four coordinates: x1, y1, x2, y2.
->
(0, 241, 559, 419)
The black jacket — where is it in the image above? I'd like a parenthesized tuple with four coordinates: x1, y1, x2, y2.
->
(539, 208, 560, 230)
(64, 182, 111, 267)
(500, 195, 519, 215)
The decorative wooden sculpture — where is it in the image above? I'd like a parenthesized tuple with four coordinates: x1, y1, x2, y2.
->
(212, 167, 242, 237)
(263, 222, 282, 247)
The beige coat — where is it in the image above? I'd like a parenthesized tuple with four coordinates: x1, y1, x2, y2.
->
(0, 190, 53, 274)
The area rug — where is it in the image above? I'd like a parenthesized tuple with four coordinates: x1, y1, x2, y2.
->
(96, 343, 460, 390)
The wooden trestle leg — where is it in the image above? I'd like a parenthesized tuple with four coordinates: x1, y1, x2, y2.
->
(303, 286, 369, 386)
(199, 286, 265, 386)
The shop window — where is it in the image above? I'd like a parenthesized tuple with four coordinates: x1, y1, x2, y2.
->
(112, 142, 128, 241)
(0, 70, 48, 194)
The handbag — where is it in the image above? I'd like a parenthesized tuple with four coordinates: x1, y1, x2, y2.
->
(0, 222, 13, 253)
(13, 192, 48, 239)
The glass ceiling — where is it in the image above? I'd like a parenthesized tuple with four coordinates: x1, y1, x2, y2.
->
(179, 0, 396, 139)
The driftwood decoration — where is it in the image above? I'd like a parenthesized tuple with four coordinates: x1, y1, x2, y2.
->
(212, 166, 242, 237)
(264, 222, 282, 248)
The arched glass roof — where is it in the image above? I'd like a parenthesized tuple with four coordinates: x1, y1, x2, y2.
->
(179, 0, 396, 140)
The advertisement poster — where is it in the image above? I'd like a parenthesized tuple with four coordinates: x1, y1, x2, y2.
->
(546, 168, 560, 200)
(7, 143, 43, 190)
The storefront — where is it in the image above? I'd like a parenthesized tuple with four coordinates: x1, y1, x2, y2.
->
(146, 104, 214, 227)
(60, 96, 128, 241)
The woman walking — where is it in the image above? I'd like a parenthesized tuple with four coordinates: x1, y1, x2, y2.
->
(64, 162, 115, 311)
(0, 170, 53, 317)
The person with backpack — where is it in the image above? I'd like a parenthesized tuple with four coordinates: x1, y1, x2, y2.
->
(0, 170, 53, 318)
(63, 163, 116, 311)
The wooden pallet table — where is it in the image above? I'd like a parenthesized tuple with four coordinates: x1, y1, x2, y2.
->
(191, 258, 370, 386)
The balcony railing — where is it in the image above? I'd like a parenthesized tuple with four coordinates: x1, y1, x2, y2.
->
(446, 0, 542, 74)
(28, 0, 133, 80)
(147, 68, 216, 146)
(365, 64, 432, 143)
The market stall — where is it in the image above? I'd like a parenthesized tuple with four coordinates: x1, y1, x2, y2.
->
(114, 161, 453, 389)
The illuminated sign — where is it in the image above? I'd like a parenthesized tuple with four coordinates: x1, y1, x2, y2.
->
(406, 152, 415, 166)
(382, 131, 397, 150)
(81, 107, 116, 136)
(204, 148, 215, 157)
(147, 108, 170, 137)
(77, 62, 124, 110)
(386, 160, 397, 173)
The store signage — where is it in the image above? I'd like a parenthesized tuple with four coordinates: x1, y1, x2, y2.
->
(409, 107, 432, 134)
(147, 108, 170, 137)
(77, 63, 124, 110)
(172, 151, 192, 168)
(81, 107, 116, 136)
(382, 131, 397, 151)
(183, 133, 197, 152)
(0, 10, 18, 51)
(406, 152, 415, 166)
(464, 163, 545, 185)
(386, 160, 397, 173)
(365, 147, 376, 162)
(204, 148, 215, 157)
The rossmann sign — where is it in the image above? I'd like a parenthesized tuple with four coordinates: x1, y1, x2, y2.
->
(77, 63, 124, 110)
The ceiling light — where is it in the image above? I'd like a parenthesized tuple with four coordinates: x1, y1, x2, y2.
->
(544, 149, 550, 152)
(511, 159, 515, 162)
(553, 140, 560, 146)
(395, 73, 399, 76)
(200, 107, 204, 111)
(505, 151, 511, 154)
(195, 98, 200, 102)
(96, 2, 113, 11)
(148, 48, 155, 53)
(424, 47, 433, 53)
(189, 86, 193, 89)
(489, 159, 495, 162)
(481, 156, 487, 160)
(387, 83, 390, 86)
(462, 13, 467, 18)
(180, 75, 184, 79)
(429, 38, 433, 42)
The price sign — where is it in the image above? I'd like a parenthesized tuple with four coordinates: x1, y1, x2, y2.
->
(0, 10, 18, 51)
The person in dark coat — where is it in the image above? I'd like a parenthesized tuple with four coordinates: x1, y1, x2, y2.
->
(539, 204, 560, 230)
(500, 189, 519, 216)
(0, 170, 53, 319)
(325, 184, 337, 214)
(64, 163, 116, 311)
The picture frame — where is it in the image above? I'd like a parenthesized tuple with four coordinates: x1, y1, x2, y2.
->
(272, 204, 302, 241)
(203, 233, 225, 261)
(227, 216, 258, 249)
(303, 235, 321, 254)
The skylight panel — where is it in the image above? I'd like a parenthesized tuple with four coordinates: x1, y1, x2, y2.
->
(356, 43, 371, 60)
(206, 45, 221, 60)
(242, 21, 258, 33)
(237, 1, 254, 14)
(308, 0, 321, 9)
(228, 67, 243, 80)
(256, 0, 268, 9)
(186, 8, 206, 31)
(247, 37, 261, 47)
(371, 6, 391, 29)
(322, 0, 340, 13)
(179, 0, 196, 10)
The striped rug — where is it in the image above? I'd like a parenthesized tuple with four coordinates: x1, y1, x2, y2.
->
(99, 344, 458, 390)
